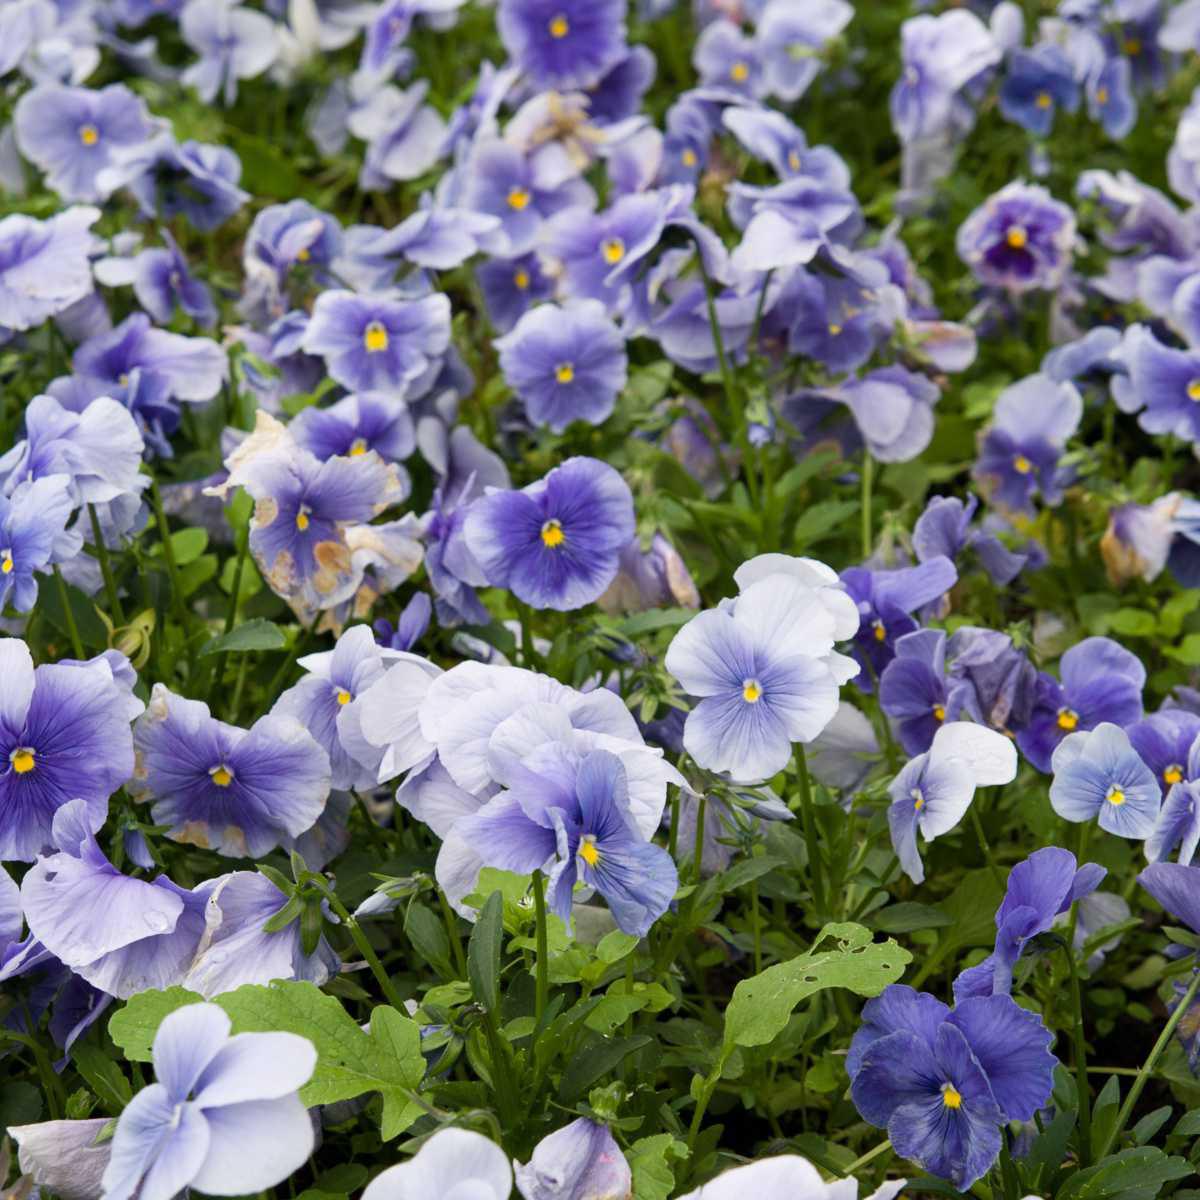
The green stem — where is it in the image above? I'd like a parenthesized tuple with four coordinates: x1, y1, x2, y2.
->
(969, 804, 1005, 889)
(532, 869, 549, 1024)
(794, 745, 827, 918)
(691, 794, 706, 883)
(353, 790, 386, 856)
(437, 886, 468, 979)
(52, 565, 84, 658)
(1095, 968, 1200, 1160)
(861, 452, 874, 558)
(321, 885, 406, 1010)
(1059, 939, 1092, 1167)
(147, 477, 193, 671)
(840, 1139, 892, 1176)
(87, 503, 125, 626)
(750, 878, 762, 975)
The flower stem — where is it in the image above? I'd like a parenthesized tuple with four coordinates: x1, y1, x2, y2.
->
(794, 744, 827, 918)
(532, 869, 549, 1023)
(861, 452, 874, 558)
(1095, 967, 1200, 1160)
(437, 886, 468, 979)
(87, 503, 125, 626)
(52, 565, 84, 658)
(840, 1138, 892, 1176)
(1058, 939, 1092, 1167)
(321, 885, 406, 1010)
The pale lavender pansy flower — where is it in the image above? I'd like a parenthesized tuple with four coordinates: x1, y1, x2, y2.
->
(477, 253, 555, 332)
(464, 456, 635, 611)
(1129, 709, 1200, 795)
(180, 0, 278, 105)
(888, 723, 1018, 885)
(956, 181, 1077, 292)
(1112, 324, 1200, 445)
(694, 19, 763, 97)
(301, 289, 451, 396)
(1050, 722, 1160, 839)
(101, 1003, 316, 1200)
(21, 799, 207, 999)
(665, 569, 857, 783)
(241, 198, 341, 321)
(289, 391, 415, 465)
(516, 1117, 631, 1200)
(11, 1117, 112, 1200)
(497, 0, 626, 91)
(364, 1127, 511, 1200)
(677, 1154, 904, 1200)
(598, 532, 699, 614)
(496, 300, 628, 433)
(13, 82, 156, 201)
(0, 639, 136, 862)
(913, 494, 1026, 587)
(94, 228, 217, 327)
(349, 81, 447, 191)
(973, 373, 1083, 515)
(837, 367, 940, 463)
(0, 205, 99, 331)
(130, 683, 331, 858)
(0, 473, 75, 612)
(756, 0, 853, 102)
(1145, 777, 1200, 866)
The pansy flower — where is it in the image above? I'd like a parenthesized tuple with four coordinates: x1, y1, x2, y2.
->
(973, 373, 1082, 516)
(848, 986, 1056, 1189)
(180, 0, 279, 106)
(1050, 722, 1160, 839)
(887, 723, 1018, 885)
(953, 847, 1105, 1001)
(478, 253, 555, 332)
(464, 456, 635, 611)
(130, 684, 331, 858)
(0, 474, 75, 612)
(95, 228, 217, 328)
(756, 0, 854, 103)
(13, 82, 156, 202)
(516, 1117, 631, 1200)
(913, 494, 1026, 586)
(999, 45, 1080, 136)
(956, 181, 1077, 292)
(1017, 637, 1145, 772)
(101, 1003, 316, 1200)
(0, 206, 99, 332)
(365, 1128, 511, 1200)
(1112, 324, 1200, 446)
(496, 300, 628, 433)
(1129, 709, 1200, 795)
(301, 289, 451, 396)
(0, 639, 137, 862)
(497, 0, 626, 90)
(289, 392, 416, 465)
(349, 81, 447, 190)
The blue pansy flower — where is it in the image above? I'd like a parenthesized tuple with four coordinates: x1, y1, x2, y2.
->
(1050, 722, 1160, 839)
(1000, 45, 1080, 136)
(497, 0, 626, 90)
(477, 253, 555, 333)
(289, 392, 415, 465)
(1130, 709, 1200, 795)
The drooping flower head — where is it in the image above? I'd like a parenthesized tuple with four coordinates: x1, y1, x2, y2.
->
(101, 1003, 316, 1200)
(956, 181, 1077, 292)
(364, 1128, 511, 1200)
(130, 684, 331, 858)
(515, 1117, 631, 1200)
(464, 456, 635, 611)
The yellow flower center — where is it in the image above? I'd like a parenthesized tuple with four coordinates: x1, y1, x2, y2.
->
(514, 269, 530, 290)
(1013, 454, 1033, 475)
(507, 186, 532, 210)
(730, 61, 749, 83)
(363, 320, 389, 353)
(681, 148, 697, 167)
(1006, 226, 1028, 249)
(1124, 37, 1141, 56)
(1057, 708, 1078, 731)
(1106, 785, 1125, 806)
(79, 124, 99, 146)
(336, 689, 352, 706)
(296, 246, 310, 262)
(295, 509, 310, 532)
(9, 747, 35, 774)
(210, 764, 234, 787)
(1035, 91, 1052, 109)
(548, 14, 569, 37)
(1096, 86, 1109, 104)
(1187, 379, 1200, 402)
(933, 704, 946, 722)
(1165, 765, 1184, 785)
(787, 150, 801, 172)
(348, 438, 368, 457)
(912, 787, 925, 812)
(579, 835, 600, 866)
(601, 236, 625, 265)
(555, 362, 575, 384)
(541, 518, 565, 548)
(872, 619, 886, 642)
(942, 1085, 962, 1109)
(742, 678, 762, 703)
(1, 549, 13, 575)
(827, 322, 842, 336)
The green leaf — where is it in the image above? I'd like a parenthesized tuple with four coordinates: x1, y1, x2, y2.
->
(791, 500, 859, 549)
(558, 1034, 652, 1102)
(72, 1043, 133, 1114)
(1103, 608, 1157, 638)
(0, 1080, 43, 1135)
(1164, 634, 1200, 666)
(629, 1134, 687, 1200)
(721, 923, 910, 1052)
(596, 930, 640, 964)
(405, 901, 453, 975)
(1056, 1147, 1193, 1200)
(168, 527, 208, 565)
(468, 891, 504, 1012)
(217, 982, 426, 1140)
(108, 987, 205, 1061)
(870, 902, 954, 935)
(200, 617, 287, 657)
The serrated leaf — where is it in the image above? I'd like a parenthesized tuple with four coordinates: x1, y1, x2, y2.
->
(108, 987, 205, 1061)
(200, 618, 287, 656)
(1056, 1147, 1192, 1200)
(721, 922, 910, 1052)
(629, 1134, 686, 1200)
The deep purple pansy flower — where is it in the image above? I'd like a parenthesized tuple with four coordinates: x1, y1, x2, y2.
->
(497, 0, 626, 91)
